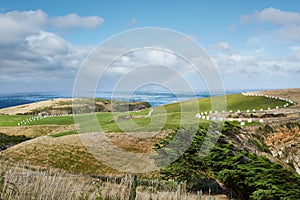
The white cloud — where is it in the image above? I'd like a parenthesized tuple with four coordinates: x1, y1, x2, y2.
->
(51, 13, 104, 29)
(289, 46, 300, 61)
(241, 7, 300, 26)
(0, 10, 104, 45)
(0, 30, 86, 82)
(277, 26, 300, 42)
(0, 10, 101, 85)
(240, 7, 300, 42)
(108, 66, 131, 74)
(121, 56, 130, 64)
(26, 31, 71, 56)
(211, 42, 231, 53)
(148, 50, 177, 65)
(105, 49, 179, 76)
(216, 8, 300, 88)
(130, 18, 139, 26)
(134, 49, 178, 66)
(0, 10, 47, 44)
(211, 41, 300, 76)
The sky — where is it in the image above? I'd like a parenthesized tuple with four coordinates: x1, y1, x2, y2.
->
(0, 0, 300, 93)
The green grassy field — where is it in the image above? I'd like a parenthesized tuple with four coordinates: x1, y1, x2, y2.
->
(51, 130, 78, 138)
(162, 94, 289, 113)
(0, 115, 32, 126)
(0, 94, 289, 135)
(97, 94, 288, 132)
(30, 116, 74, 125)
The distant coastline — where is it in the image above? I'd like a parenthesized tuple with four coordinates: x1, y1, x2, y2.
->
(0, 89, 269, 109)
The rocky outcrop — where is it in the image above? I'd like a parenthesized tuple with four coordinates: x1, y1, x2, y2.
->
(264, 124, 300, 174)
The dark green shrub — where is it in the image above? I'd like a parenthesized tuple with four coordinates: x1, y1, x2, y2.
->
(157, 123, 300, 199)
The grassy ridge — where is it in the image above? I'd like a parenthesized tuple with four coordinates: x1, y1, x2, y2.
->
(225, 94, 288, 111)
(30, 116, 74, 125)
(162, 94, 288, 113)
(51, 130, 77, 138)
(80, 94, 288, 132)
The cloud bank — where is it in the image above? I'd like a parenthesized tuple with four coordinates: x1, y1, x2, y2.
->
(0, 10, 103, 91)
(51, 13, 104, 29)
(241, 7, 300, 42)
(210, 7, 300, 89)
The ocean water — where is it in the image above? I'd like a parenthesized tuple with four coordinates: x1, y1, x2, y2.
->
(0, 90, 252, 109)
(0, 92, 71, 109)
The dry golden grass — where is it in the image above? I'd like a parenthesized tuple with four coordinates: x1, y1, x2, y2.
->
(0, 161, 99, 200)
(0, 130, 175, 176)
(0, 134, 120, 176)
(0, 161, 229, 200)
(0, 124, 75, 138)
(100, 179, 228, 200)
(106, 129, 174, 153)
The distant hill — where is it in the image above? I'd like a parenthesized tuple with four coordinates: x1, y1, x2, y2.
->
(0, 98, 151, 115)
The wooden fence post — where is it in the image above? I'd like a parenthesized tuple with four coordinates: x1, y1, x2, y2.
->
(197, 190, 202, 200)
(176, 184, 181, 200)
(129, 175, 137, 200)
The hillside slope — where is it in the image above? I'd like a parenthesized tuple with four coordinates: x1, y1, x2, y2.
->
(0, 89, 299, 199)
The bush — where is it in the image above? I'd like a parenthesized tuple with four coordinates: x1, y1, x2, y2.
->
(0, 133, 31, 151)
(157, 123, 300, 199)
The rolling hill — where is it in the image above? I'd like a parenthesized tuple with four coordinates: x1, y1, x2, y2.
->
(0, 89, 299, 199)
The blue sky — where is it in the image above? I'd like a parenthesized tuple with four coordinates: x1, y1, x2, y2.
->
(0, 0, 300, 93)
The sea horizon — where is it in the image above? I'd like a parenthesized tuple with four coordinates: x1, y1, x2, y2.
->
(0, 88, 270, 109)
